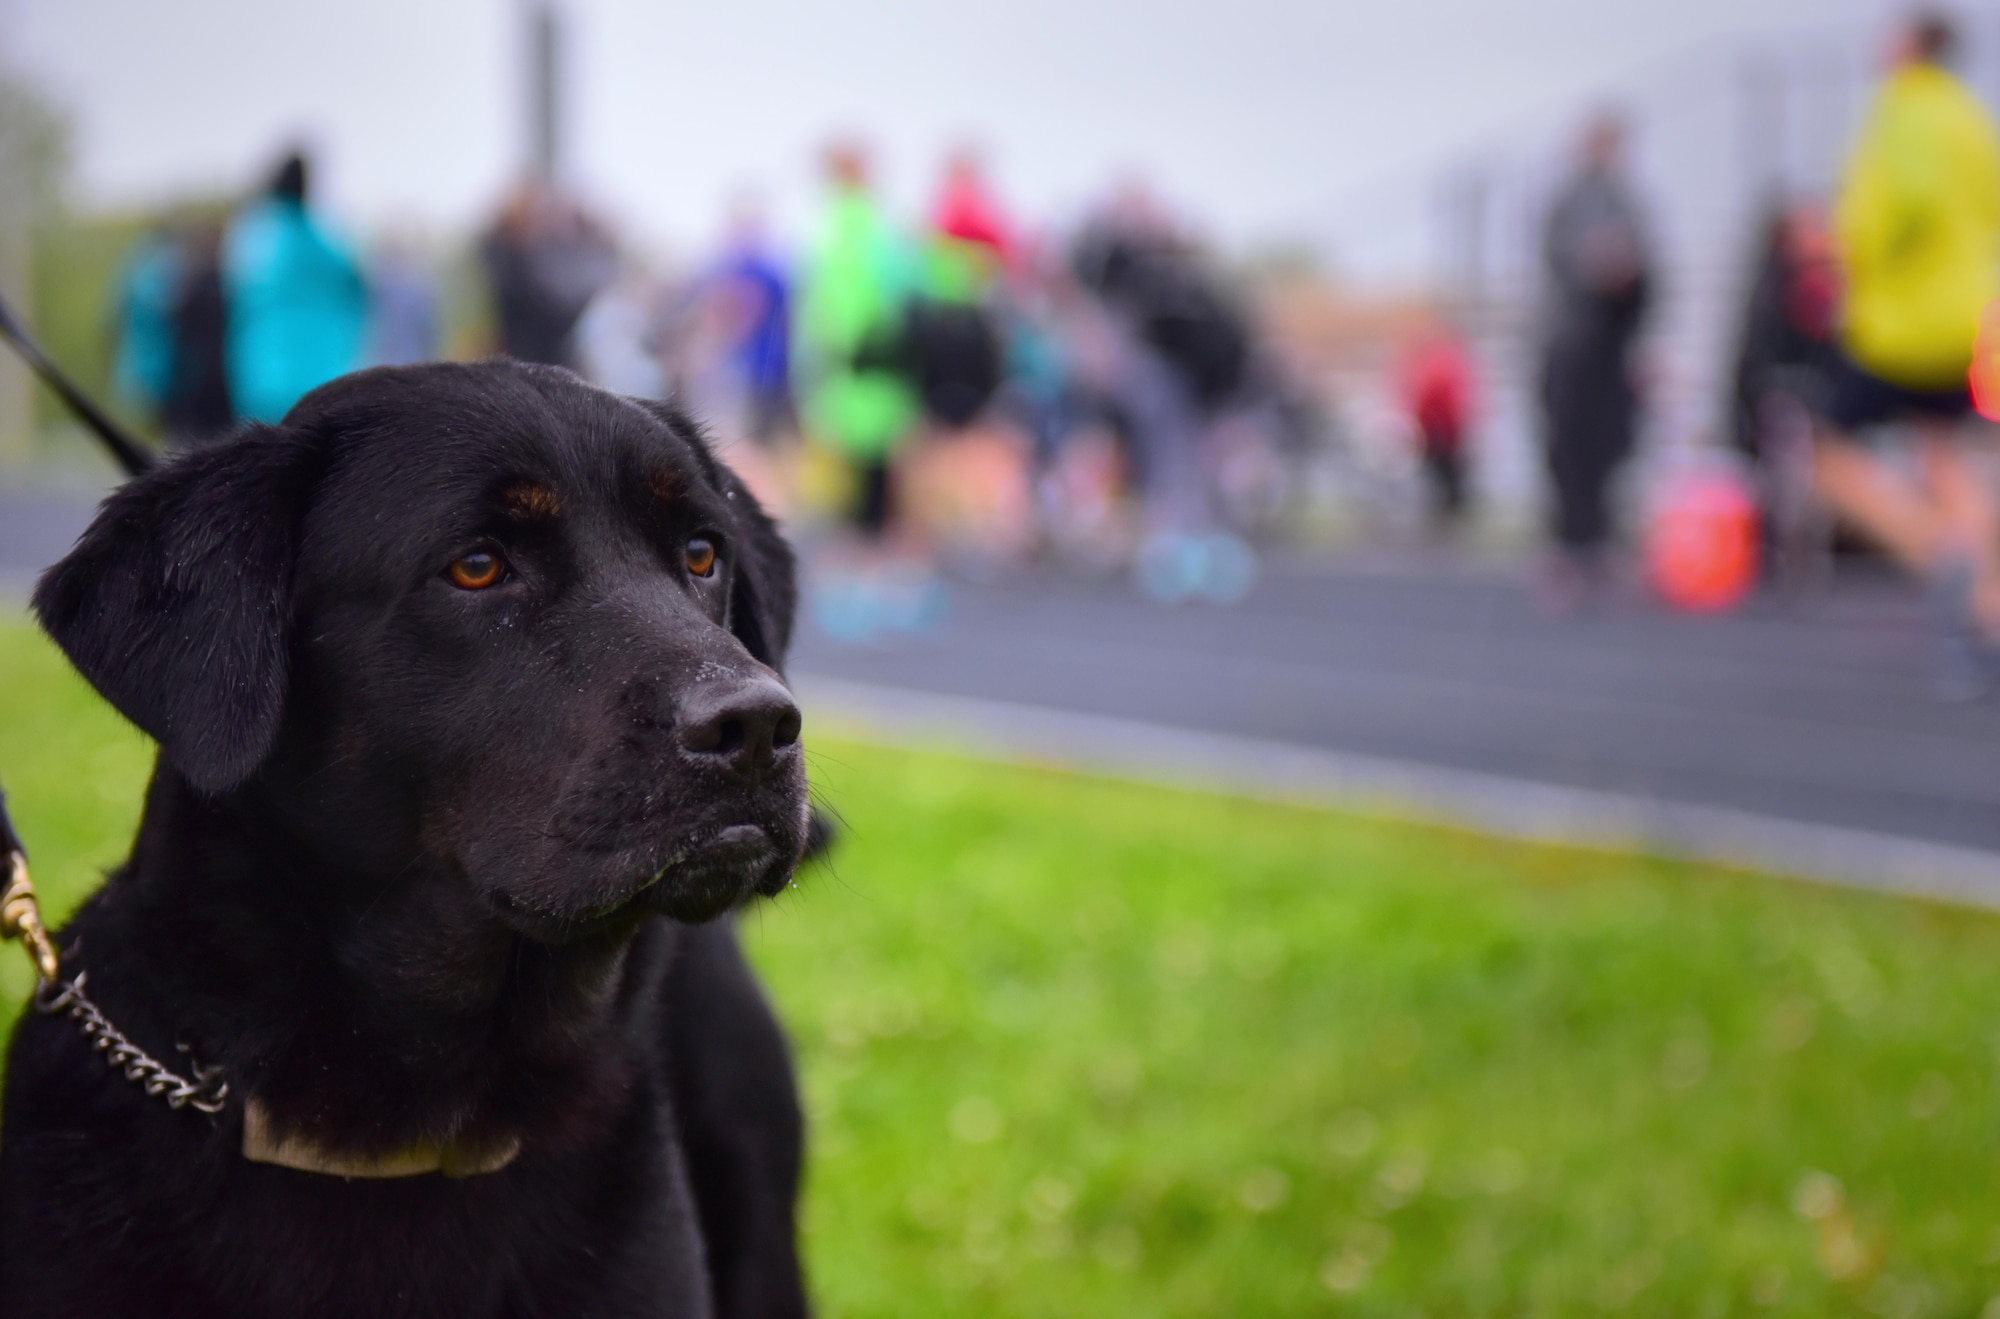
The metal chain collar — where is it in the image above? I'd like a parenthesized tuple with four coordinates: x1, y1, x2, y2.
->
(33, 972, 230, 1114)
(4, 849, 230, 1117)
(3, 846, 522, 1177)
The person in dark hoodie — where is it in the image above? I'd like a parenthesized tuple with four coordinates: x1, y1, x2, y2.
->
(160, 219, 235, 445)
(1726, 202, 1837, 578)
(480, 180, 617, 369)
(1728, 204, 1837, 463)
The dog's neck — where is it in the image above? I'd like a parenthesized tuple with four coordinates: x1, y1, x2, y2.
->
(89, 766, 662, 1162)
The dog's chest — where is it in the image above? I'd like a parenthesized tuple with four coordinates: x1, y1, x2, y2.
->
(0, 1057, 710, 1318)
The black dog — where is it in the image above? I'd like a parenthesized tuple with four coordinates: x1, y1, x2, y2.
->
(0, 362, 815, 1317)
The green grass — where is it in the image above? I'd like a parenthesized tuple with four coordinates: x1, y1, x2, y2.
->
(5, 616, 2000, 1316)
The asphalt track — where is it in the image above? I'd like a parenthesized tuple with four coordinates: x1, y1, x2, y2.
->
(789, 553, 2000, 901)
(9, 490, 2000, 899)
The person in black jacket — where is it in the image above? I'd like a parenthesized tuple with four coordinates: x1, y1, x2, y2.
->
(1538, 113, 1654, 609)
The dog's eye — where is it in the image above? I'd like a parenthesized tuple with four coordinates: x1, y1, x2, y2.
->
(446, 550, 507, 591)
(685, 538, 718, 579)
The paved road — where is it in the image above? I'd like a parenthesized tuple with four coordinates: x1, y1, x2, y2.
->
(0, 491, 95, 600)
(12, 489, 2000, 863)
(792, 554, 2000, 859)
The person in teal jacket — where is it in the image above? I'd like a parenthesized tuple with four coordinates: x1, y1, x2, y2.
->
(223, 152, 368, 424)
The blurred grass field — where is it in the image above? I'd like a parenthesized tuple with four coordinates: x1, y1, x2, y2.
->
(5, 614, 2000, 1316)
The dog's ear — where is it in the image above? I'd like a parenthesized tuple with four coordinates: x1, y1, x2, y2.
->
(629, 399, 797, 671)
(32, 426, 321, 794)
(720, 468, 797, 672)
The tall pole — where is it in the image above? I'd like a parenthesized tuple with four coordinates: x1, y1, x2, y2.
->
(1438, 165, 1488, 314)
(1989, 7, 2000, 120)
(1739, 50, 1784, 212)
(530, 3, 562, 181)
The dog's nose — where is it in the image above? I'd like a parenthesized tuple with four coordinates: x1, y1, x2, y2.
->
(677, 675, 802, 777)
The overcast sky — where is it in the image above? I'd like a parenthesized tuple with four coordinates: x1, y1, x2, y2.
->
(2, 0, 1924, 261)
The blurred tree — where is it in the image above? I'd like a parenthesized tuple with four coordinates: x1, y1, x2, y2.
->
(0, 69, 67, 460)
(30, 211, 160, 443)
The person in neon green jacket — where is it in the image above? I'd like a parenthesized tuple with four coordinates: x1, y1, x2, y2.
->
(1812, 12, 2000, 700)
(1838, 40, 2000, 386)
(794, 142, 919, 536)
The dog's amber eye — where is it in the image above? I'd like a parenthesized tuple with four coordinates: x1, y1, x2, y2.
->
(447, 550, 506, 591)
(685, 538, 717, 578)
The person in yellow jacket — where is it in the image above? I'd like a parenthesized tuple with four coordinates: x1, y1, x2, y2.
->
(1813, 11, 2000, 700)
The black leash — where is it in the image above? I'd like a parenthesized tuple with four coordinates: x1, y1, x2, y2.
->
(0, 294, 145, 870)
(0, 303, 231, 1116)
(0, 773, 58, 985)
(0, 289, 156, 477)
(0, 287, 139, 983)
(0, 774, 231, 1115)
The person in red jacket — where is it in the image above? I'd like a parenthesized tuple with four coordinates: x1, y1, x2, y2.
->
(931, 147, 1016, 272)
(1399, 314, 1478, 531)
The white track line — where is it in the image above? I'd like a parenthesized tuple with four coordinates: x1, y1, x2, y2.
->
(793, 673, 2000, 911)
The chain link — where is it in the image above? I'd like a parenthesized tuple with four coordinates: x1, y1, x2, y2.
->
(6, 849, 230, 1118)
(33, 972, 230, 1115)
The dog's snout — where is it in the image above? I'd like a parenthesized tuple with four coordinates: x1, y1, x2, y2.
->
(677, 676, 802, 775)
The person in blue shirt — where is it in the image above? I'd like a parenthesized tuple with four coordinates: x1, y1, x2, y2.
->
(369, 234, 439, 369)
(223, 152, 369, 424)
(713, 203, 793, 445)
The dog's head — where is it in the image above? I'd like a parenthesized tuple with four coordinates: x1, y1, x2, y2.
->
(35, 361, 808, 935)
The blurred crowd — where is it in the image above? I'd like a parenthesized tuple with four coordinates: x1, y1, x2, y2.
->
(100, 6, 2000, 692)
(110, 138, 1317, 642)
